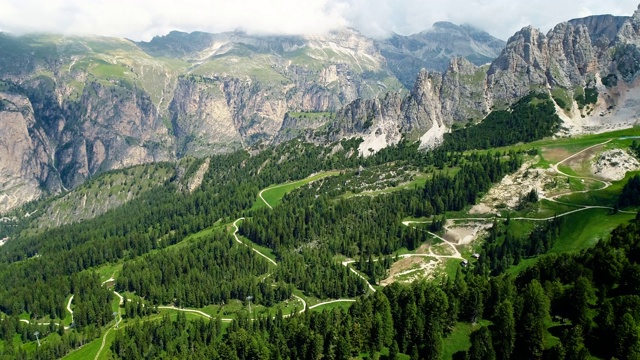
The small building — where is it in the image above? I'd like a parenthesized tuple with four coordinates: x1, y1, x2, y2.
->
(461, 259, 469, 267)
(472, 253, 480, 259)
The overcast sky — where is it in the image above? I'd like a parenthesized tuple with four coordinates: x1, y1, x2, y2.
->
(0, 0, 638, 41)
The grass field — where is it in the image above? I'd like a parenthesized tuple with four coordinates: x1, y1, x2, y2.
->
(252, 171, 340, 209)
(443, 321, 492, 359)
(551, 208, 635, 253)
(308, 301, 355, 312)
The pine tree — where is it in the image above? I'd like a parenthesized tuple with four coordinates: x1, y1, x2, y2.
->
(492, 300, 515, 360)
(516, 280, 550, 359)
(467, 327, 496, 360)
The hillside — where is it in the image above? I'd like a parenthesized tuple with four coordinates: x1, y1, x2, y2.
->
(4, 4, 640, 360)
(0, 24, 507, 213)
(5, 6, 640, 213)
(1, 96, 639, 359)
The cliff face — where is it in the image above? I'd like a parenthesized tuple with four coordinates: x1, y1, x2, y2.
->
(5, 7, 640, 213)
(56, 82, 173, 187)
(0, 93, 51, 211)
(0, 29, 413, 212)
(327, 6, 640, 153)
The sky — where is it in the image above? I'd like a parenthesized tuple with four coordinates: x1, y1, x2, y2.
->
(0, 0, 638, 41)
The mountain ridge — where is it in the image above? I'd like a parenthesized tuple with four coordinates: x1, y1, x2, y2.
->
(4, 6, 640, 213)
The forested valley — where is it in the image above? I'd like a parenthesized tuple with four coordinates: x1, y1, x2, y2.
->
(1, 90, 638, 359)
(106, 216, 640, 360)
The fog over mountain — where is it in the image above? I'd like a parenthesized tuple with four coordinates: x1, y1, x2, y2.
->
(0, 0, 638, 40)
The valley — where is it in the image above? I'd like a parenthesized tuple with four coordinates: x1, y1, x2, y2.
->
(2, 126, 636, 359)
(3, 3, 640, 360)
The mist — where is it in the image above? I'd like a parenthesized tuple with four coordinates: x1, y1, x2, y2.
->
(0, 0, 637, 40)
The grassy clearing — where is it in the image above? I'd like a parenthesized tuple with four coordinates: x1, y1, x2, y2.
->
(443, 321, 492, 359)
(480, 127, 640, 159)
(252, 171, 340, 209)
(308, 301, 355, 312)
(342, 173, 430, 199)
(196, 297, 302, 320)
(552, 208, 635, 254)
(562, 171, 640, 206)
(287, 111, 334, 120)
(505, 209, 635, 275)
(62, 332, 106, 360)
(534, 199, 581, 218)
(95, 263, 123, 283)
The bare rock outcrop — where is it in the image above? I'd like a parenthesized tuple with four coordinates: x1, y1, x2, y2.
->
(0, 93, 51, 213)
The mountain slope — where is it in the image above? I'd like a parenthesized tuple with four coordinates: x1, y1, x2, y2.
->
(376, 21, 505, 87)
(323, 5, 640, 154)
(0, 25, 507, 212)
(7, 5, 640, 213)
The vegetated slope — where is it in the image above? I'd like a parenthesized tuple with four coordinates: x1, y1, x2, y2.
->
(0, 122, 636, 353)
(5, 6, 640, 214)
(441, 92, 562, 151)
(104, 216, 640, 360)
(0, 105, 552, 358)
(35, 163, 174, 229)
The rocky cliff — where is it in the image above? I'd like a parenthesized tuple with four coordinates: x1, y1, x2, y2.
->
(6, 6, 640, 213)
(0, 29, 415, 212)
(0, 92, 52, 211)
(328, 5, 640, 153)
(377, 22, 505, 88)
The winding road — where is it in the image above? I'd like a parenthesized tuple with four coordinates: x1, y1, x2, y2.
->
(394, 137, 639, 282)
(19, 295, 74, 330)
(232, 218, 277, 266)
(258, 189, 274, 210)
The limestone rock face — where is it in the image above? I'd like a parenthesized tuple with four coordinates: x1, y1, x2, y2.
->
(7, 7, 640, 212)
(0, 93, 51, 213)
(487, 26, 550, 102)
(328, 7, 640, 152)
(55, 82, 173, 188)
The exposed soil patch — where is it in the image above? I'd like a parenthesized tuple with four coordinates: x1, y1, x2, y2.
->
(444, 223, 492, 246)
(564, 144, 604, 171)
(470, 159, 563, 213)
(542, 147, 572, 164)
(380, 256, 438, 286)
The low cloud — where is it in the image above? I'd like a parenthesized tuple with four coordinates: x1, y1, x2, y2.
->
(0, 0, 637, 41)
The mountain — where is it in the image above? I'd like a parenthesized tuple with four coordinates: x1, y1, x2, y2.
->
(0, 25, 505, 213)
(320, 5, 640, 156)
(6, 4, 640, 213)
(376, 21, 506, 87)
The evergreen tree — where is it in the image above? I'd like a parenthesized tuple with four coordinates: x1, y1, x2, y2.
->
(516, 280, 550, 359)
(492, 300, 515, 360)
(467, 327, 496, 360)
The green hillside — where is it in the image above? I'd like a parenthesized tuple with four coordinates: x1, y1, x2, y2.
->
(1, 100, 640, 359)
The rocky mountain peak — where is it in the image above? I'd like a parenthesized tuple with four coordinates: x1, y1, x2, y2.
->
(568, 15, 628, 46)
(634, 4, 640, 23)
(376, 22, 504, 87)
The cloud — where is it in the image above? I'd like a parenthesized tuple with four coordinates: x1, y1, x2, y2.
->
(0, 0, 637, 41)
